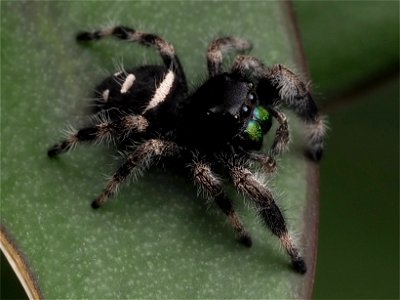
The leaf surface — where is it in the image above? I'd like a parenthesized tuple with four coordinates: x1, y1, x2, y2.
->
(1, 2, 318, 298)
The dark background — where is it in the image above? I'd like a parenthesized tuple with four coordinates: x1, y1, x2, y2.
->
(295, 2, 399, 299)
(1, 2, 399, 299)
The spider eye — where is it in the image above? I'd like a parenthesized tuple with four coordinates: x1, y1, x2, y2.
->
(247, 92, 256, 103)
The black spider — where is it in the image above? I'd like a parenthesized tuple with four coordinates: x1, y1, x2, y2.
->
(48, 26, 326, 274)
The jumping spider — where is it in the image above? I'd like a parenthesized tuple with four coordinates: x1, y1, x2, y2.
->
(48, 26, 326, 274)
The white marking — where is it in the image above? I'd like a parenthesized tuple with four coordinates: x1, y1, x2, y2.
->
(120, 74, 136, 94)
(102, 89, 110, 101)
(114, 71, 123, 77)
(143, 70, 175, 113)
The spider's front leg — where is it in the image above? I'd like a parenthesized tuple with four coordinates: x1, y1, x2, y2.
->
(263, 64, 326, 161)
(191, 160, 252, 247)
(232, 56, 326, 161)
(228, 163, 307, 274)
(248, 152, 277, 173)
(76, 25, 188, 93)
(92, 139, 178, 208)
(47, 115, 149, 157)
(207, 37, 252, 77)
(268, 108, 290, 157)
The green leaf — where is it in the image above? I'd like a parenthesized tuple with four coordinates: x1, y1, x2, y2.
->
(1, 2, 318, 298)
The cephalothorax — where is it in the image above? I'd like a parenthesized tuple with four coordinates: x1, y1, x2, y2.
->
(48, 26, 326, 274)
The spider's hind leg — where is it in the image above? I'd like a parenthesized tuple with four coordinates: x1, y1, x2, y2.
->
(76, 26, 188, 93)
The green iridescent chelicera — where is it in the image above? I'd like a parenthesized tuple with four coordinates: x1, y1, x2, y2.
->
(253, 106, 270, 123)
(245, 106, 271, 142)
(246, 120, 263, 141)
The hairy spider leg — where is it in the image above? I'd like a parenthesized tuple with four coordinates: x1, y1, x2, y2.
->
(48, 115, 149, 157)
(207, 37, 252, 77)
(192, 160, 252, 247)
(92, 139, 179, 208)
(229, 163, 307, 274)
(231, 55, 266, 78)
(76, 26, 188, 94)
(193, 161, 252, 247)
(266, 64, 326, 160)
(247, 153, 277, 173)
(232, 56, 326, 161)
(268, 108, 290, 157)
